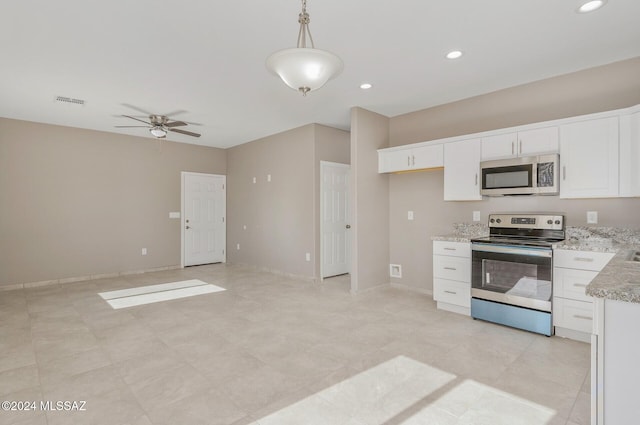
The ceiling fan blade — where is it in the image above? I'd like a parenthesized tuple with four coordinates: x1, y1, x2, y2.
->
(123, 115, 152, 125)
(161, 110, 187, 118)
(170, 128, 201, 138)
(115, 125, 150, 128)
(121, 103, 153, 115)
(165, 121, 188, 128)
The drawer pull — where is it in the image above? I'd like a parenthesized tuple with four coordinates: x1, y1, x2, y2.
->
(573, 314, 592, 321)
(573, 283, 588, 288)
(443, 267, 457, 271)
(574, 257, 595, 262)
(443, 247, 457, 251)
(444, 290, 457, 295)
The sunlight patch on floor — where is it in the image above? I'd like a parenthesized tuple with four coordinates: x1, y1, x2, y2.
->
(98, 279, 226, 309)
(253, 355, 557, 425)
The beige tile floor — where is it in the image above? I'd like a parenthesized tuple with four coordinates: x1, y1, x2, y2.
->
(0, 264, 590, 425)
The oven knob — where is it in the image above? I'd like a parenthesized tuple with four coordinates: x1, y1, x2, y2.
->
(496, 219, 502, 224)
(490, 218, 495, 223)
(547, 220, 553, 225)
(555, 220, 561, 225)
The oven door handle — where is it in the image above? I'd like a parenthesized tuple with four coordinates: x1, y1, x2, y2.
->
(471, 243, 552, 258)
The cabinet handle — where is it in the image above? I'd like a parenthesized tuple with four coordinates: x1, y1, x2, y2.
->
(574, 257, 595, 262)
(444, 247, 457, 251)
(511, 141, 514, 155)
(444, 290, 457, 295)
(407, 156, 411, 167)
(412, 155, 416, 166)
(573, 283, 588, 288)
(475, 173, 478, 186)
(444, 267, 457, 271)
(573, 314, 592, 321)
(519, 140, 522, 155)
(563, 166, 566, 181)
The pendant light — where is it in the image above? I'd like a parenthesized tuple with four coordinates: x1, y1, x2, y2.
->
(266, 0, 343, 96)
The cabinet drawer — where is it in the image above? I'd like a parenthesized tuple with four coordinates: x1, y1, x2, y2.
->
(554, 249, 614, 271)
(553, 297, 594, 333)
(434, 278, 470, 307)
(433, 255, 471, 281)
(433, 241, 470, 258)
(554, 267, 598, 302)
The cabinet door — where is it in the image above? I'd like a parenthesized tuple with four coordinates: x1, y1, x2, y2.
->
(412, 144, 444, 170)
(560, 117, 619, 198)
(619, 112, 640, 197)
(519, 126, 559, 156)
(481, 133, 517, 160)
(378, 149, 412, 173)
(444, 138, 482, 201)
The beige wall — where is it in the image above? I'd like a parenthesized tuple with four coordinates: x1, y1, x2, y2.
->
(0, 118, 226, 287)
(387, 57, 640, 292)
(390, 57, 640, 146)
(226, 124, 350, 279)
(350, 107, 390, 292)
(226, 125, 316, 277)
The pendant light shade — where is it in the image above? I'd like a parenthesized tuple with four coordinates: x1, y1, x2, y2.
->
(266, 48, 343, 95)
(266, 0, 343, 95)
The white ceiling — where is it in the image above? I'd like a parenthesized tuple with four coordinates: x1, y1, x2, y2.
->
(1, 1, 639, 148)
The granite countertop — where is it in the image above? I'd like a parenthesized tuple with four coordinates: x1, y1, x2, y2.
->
(586, 247, 640, 304)
(431, 223, 489, 243)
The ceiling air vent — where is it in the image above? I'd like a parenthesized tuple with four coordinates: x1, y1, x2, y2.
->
(55, 96, 86, 106)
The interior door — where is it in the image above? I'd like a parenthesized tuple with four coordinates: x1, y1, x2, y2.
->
(321, 162, 351, 278)
(182, 173, 226, 267)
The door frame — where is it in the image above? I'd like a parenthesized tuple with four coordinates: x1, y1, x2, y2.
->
(180, 171, 227, 268)
(320, 161, 351, 280)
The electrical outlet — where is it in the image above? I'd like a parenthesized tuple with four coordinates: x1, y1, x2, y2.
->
(407, 211, 414, 220)
(473, 211, 481, 222)
(243, 225, 247, 230)
(267, 174, 272, 182)
(237, 243, 240, 250)
(252, 177, 256, 184)
(587, 211, 598, 224)
(305, 253, 311, 262)
(141, 248, 147, 256)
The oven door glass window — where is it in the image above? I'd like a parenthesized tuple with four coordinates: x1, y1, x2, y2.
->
(472, 249, 552, 303)
(480, 259, 550, 301)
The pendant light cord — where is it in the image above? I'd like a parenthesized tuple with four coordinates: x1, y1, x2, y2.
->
(296, 0, 315, 48)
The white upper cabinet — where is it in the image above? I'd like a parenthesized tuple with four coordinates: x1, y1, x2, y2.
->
(560, 117, 619, 199)
(444, 138, 482, 201)
(619, 112, 640, 197)
(378, 144, 443, 173)
(481, 127, 559, 160)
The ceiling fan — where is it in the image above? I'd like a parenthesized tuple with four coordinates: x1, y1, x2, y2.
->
(116, 114, 201, 138)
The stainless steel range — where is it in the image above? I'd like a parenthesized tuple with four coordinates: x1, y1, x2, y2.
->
(470, 213, 565, 336)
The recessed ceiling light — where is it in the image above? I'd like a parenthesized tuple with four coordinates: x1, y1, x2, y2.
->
(446, 50, 463, 60)
(360, 83, 373, 90)
(577, 0, 607, 13)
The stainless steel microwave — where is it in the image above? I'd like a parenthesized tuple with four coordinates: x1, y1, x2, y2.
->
(480, 154, 559, 196)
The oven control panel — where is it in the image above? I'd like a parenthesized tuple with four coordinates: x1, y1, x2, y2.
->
(488, 214, 564, 230)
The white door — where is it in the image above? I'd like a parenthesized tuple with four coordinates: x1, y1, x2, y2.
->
(321, 162, 351, 278)
(182, 172, 226, 267)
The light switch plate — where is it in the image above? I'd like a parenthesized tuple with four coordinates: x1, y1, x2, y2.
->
(267, 174, 272, 182)
(407, 211, 414, 220)
(305, 253, 311, 262)
(587, 211, 598, 224)
(252, 177, 256, 184)
(473, 211, 481, 222)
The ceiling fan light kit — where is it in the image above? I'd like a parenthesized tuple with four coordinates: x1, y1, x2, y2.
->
(266, 0, 343, 96)
(115, 114, 201, 139)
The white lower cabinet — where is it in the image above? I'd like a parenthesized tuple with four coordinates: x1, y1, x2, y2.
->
(433, 241, 471, 315)
(553, 249, 614, 342)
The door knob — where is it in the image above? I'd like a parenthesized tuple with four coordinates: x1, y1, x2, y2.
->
(346, 225, 351, 229)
